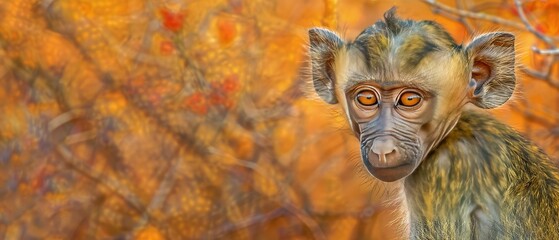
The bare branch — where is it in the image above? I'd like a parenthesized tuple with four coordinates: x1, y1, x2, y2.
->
(514, 0, 555, 47)
(209, 208, 286, 237)
(47, 109, 86, 132)
(509, 104, 556, 128)
(519, 65, 559, 89)
(55, 143, 146, 213)
(532, 47, 559, 55)
(420, 0, 525, 30)
(453, 0, 474, 35)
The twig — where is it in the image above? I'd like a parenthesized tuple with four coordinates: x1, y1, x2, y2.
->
(421, 0, 525, 30)
(209, 149, 326, 240)
(454, 0, 474, 35)
(283, 203, 327, 240)
(514, 0, 555, 48)
(47, 109, 86, 132)
(509, 104, 556, 127)
(48, 111, 146, 213)
(209, 208, 286, 238)
(55, 143, 146, 213)
(130, 154, 182, 237)
(64, 130, 98, 145)
(532, 47, 559, 55)
(519, 64, 559, 89)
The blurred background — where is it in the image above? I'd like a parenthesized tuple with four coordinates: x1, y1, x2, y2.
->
(1, 0, 558, 239)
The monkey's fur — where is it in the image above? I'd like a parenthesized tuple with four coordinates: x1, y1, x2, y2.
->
(308, 8, 559, 239)
(407, 111, 559, 239)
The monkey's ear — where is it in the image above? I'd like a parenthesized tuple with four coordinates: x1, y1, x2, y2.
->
(465, 32, 516, 109)
(308, 28, 344, 104)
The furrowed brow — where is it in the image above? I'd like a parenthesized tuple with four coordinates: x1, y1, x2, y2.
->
(343, 73, 436, 96)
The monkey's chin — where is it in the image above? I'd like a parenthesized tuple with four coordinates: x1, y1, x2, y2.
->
(363, 162, 414, 182)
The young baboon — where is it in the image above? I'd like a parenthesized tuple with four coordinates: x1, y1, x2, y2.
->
(308, 8, 559, 239)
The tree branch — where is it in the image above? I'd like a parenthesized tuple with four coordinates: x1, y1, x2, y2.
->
(421, 0, 525, 30)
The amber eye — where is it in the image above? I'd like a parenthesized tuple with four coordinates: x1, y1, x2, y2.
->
(356, 90, 378, 106)
(398, 92, 422, 107)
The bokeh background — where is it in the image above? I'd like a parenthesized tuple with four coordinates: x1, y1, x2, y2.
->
(1, 0, 558, 239)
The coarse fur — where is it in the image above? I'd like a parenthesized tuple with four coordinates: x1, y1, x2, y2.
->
(307, 7, 559, 239)
(407, 110, 559, 239)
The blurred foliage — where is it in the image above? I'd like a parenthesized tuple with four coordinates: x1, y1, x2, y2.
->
(0, 0, 558, 239)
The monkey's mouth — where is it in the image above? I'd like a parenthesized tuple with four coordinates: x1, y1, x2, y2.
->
(363, 160, 415, 182)
(360, 139, 420, 182)
(362, 153, 415, 182)
(369, 161, 409, 169)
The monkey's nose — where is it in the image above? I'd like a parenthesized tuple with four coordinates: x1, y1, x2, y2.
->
(369, 136, 400, 167)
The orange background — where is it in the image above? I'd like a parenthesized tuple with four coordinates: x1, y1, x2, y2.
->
(0, 0, 558, 239)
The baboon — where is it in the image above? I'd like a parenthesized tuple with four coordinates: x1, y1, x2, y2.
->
(308, 8, 559, 239)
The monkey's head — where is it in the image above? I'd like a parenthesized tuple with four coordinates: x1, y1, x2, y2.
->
(308, 8, 515, 182)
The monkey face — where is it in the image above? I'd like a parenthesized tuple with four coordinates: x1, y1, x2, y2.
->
(309, 9, 516, 183)
(346, 84, 437, 182)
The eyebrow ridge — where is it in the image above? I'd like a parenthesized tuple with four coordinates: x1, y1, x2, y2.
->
(343, 75, 434, 95)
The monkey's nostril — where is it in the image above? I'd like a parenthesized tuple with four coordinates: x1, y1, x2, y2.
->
(380, 149, 396, 163)
(369, 136, 400, 166)
(371, 137, 397, 156)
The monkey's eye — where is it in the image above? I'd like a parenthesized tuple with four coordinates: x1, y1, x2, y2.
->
(398, 92, 422, 107)
(356, 90, 378, 107)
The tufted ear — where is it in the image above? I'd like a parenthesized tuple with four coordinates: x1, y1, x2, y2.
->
(308, 28, 344, 104)
(465, 32, 516, 109)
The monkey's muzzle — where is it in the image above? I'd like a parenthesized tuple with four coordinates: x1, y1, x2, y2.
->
(362, 136, 416, 182)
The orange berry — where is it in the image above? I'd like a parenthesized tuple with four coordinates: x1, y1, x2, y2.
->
(184, 92, 208, 115)
(222, 74, 239, 93)
(160, 9, 185, 32)
(160, 41, 174, 55)
(217, 17, 237, 45)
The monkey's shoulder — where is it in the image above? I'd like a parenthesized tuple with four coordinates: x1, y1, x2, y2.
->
(450, 110, 526, 142)
(444, 110, 549, 160)
(439, 109, 559, 197)
(425, 110, 559, 237)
